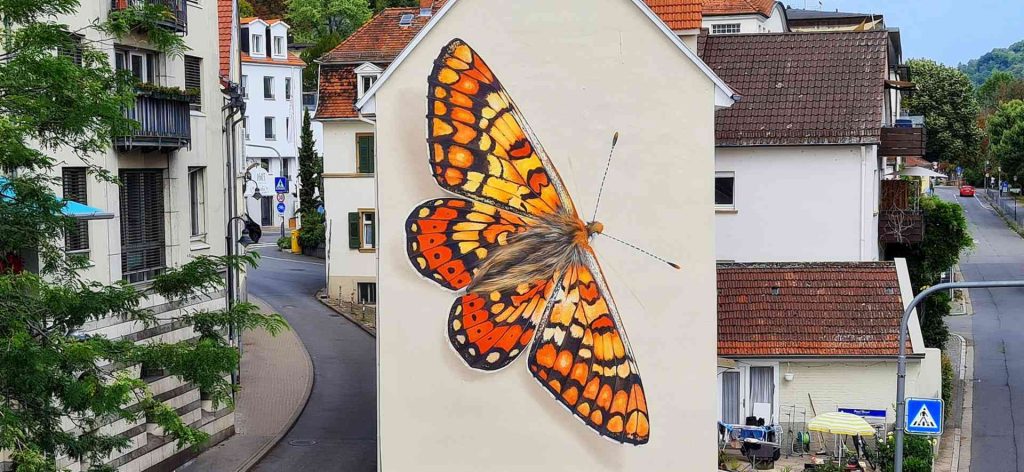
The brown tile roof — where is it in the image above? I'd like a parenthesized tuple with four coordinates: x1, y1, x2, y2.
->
(320, 4, 446, 64)
(698, 31, 889, 146)
(645, 0, 702, 30)
(316, 63, 361, 119)
(904, 156, 931, 167)
(703, 0, 775, 16)
(217, 0, 233, 78)
(241, 52, 306, 67)
(718, 262, 910, 357)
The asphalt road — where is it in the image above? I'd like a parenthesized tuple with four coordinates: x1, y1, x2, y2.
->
(937, 187, 1024, 471)
(248, 247, 377, 472)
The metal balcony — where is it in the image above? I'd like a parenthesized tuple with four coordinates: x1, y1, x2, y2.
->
(111, 0, 187, 34)
(114, 89, 192, 152)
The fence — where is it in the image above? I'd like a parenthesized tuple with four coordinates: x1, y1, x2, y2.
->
(987, 189, 1024, 228)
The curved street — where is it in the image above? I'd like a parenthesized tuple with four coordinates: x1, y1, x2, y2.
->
(938, 187, 1024, 471)
(248, 247, 377, 472)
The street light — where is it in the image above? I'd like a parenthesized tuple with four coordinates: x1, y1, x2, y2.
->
(894, 280, 1024, 472)
(245, 143, 288, 238)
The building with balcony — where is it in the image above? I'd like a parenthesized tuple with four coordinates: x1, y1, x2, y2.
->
(239, 17, 306, 228)
(8, 0, 244, 470)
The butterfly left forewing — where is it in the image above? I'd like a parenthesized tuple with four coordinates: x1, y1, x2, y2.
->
(528, 258, 649, 445)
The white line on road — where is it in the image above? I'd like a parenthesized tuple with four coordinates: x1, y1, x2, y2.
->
(259, 255, 324, 266)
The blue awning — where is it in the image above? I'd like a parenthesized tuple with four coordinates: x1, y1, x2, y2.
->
(0, 177, 114, 220)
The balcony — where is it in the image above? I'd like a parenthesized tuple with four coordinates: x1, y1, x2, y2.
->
(879, 126, 926, 157)
(114, 88, 192, 152)
(879, 179, 924, 244)
(111, 0, 187, 34)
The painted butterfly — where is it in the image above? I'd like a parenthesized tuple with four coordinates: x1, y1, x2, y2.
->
(405, 39, 649, 445)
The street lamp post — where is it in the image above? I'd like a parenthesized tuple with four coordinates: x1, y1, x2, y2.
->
(895, 280, 1024, 472)
(245, 143, 288, 239)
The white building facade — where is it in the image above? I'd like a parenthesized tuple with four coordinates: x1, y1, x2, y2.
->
(701, 0, 788, 34)
(240, 18, 305, 229)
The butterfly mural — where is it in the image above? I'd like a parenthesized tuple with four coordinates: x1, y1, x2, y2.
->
(405, 39, 650, 445)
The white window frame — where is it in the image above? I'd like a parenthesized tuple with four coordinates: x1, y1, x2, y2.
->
(360, 210, 375, 250)
(712, 23, 742, 35)
(251, 34, 264, 54)
(263, 76, 275, 100)
(188, 167, 207, 239)
(284, 77, 292, 100)
(273, 36, 285, 56)
(241, 75, 248, 98)
(354, 62, 383, 99)
(244, 116, 250, 141)
(715, 171, 736, 211)
(717, 362, 779, 426)
(264, 116, 275, 141)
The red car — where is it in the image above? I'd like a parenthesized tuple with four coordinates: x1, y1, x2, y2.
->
(960, 185, 976, 197)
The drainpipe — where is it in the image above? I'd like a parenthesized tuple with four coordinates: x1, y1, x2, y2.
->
(860, 145, 868, 260)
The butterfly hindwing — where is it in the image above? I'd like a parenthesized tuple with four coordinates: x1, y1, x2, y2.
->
(427, 38, 573, 218)
(448, 278, 556, 371)
(406, 198, 534, 291)
(528, 259, 650, 445)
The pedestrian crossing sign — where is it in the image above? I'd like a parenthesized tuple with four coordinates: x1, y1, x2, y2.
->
(905, 397, 943, 435)
(274, 177, 288, 194)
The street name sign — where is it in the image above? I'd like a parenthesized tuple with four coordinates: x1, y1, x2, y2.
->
(905, 397, 943, 435)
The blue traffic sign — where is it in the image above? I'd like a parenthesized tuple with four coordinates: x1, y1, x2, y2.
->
(316, 204, 325, 215)
(905, 397, 943, 435)
(276, 202, 286, 214)
(274, 177, 288, 194)
(956, 166, 963, 175)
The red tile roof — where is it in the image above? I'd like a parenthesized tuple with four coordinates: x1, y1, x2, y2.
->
(698, 31, 889, 146)
(904, 156, 931, 167)
(217, 0, 234, 78)
(241, 52, 306, 67)
(645, 0, 702, 30)
(241, 17, 284, 25)
(320, 5, 445, 64)
(718, 262, 911, 357)
(703, 0, 775, 16)
(316, 63, 362, 119)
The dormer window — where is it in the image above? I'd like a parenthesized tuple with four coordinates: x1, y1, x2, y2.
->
(273, 36, 284, 56)
(251, 33, 264, 54)
(355, 62, 384, 99)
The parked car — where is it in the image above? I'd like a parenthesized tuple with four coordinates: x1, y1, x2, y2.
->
(960, 185, 976, 197)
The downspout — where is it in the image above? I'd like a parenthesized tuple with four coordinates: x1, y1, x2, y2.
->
(860, 145, 868, 261)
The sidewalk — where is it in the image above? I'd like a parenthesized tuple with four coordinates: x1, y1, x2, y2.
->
(177, 297, 313, 472)
(934, 332, 973, 472)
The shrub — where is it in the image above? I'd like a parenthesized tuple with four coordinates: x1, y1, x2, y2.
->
(298, 211, 326, 250)
(276, 236, 291, 250)
(942, 353, 955, 418)
(874, 434, 935, 472)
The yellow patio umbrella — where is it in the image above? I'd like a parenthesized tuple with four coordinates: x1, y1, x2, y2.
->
(807, 412, 875, 436)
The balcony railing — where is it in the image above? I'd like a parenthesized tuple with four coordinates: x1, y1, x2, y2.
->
(111, 0, 187, 34)
(114, 89, 192, 152)
(879, 126, 926, 157)
(879, 179, 925, 244)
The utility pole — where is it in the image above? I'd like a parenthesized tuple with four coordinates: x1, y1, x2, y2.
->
(895, 280, 1024, 472)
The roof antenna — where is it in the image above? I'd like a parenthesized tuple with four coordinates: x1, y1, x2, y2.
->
(591, 131, 618, 222)
(597, 232, 681, 270)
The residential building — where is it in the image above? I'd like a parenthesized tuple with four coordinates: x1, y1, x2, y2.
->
(785, 6, 885, 32)
(361, 0, 735, 468)
(717, 260, 941, 449)
(240, 17, 306, 228)
(701, 0, 788, 34)
(697, 30, 926, 262)
(3, 0, 241, 470)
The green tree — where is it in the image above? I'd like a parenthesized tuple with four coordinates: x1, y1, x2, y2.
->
(987, 99, 1024, 182)
(959, 39, 1024, 86)
(372, 0, 419, 13)
(0, 1, 286, 469)
(296, 110, 324, 250)
(239, 0, 256, 17)
(286, 0, 371, 44)
(299, 31, 342, 91)
(904, 59, 985, 169)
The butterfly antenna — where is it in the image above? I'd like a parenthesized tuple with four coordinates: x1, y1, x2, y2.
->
(591, 132, 619, 222)
(598, 232, 681, 270)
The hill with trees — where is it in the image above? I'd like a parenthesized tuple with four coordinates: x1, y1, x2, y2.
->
(960, 39, 1024, 85)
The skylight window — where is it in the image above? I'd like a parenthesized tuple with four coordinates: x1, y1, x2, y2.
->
(399, 13, 414, 26)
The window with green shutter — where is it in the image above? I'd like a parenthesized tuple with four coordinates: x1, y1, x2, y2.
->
(357, 133, 375, 174)
(348, 212, 360, 249)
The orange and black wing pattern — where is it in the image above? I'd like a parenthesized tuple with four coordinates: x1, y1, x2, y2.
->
(406, 198, 533, 291)
(448, 277, 557, 371)
(528, 261, 650, 445)
(427, 39, 572, 218)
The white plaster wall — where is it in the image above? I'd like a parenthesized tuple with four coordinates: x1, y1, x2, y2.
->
(320, 120, 377, 298)
(715, 145, 881, 262)
(373, 0, 719, 469)
(702, 15, 764, 34)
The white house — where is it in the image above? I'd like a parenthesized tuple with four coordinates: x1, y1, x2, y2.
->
(240, 17, 306, 229)
(701, 0, 788, 34)
(717, 260, 941, 450)
(697, 29, 925, 263)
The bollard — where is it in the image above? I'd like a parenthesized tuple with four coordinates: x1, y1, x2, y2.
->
(291, 229, 301, 254)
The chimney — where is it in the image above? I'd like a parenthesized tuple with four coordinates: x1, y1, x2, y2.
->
(419, 0, 433, 16)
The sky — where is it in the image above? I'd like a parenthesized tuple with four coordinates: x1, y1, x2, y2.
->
(788, 0, 1024, 66)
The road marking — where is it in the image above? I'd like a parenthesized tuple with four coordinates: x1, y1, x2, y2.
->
(259, 255, 324, 267)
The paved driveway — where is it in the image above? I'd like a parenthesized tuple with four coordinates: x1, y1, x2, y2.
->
(937, 187, 1024, 471)
(248, 248, 377, 472)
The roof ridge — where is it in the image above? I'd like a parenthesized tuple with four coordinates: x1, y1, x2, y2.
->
(322, 9, 400, 60)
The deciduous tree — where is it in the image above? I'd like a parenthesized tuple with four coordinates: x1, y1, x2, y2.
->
(904, 59, 984, 168)
(987, 99, 1024, 182)
(285, 0, 370, 44)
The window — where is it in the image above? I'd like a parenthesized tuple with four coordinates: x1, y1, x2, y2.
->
(358, 74, 378, 98)
(184, 55, 202, 110)
(57, 33, 84, 66)
(115, 49, 159, 84)
(721, 371, 740, 424)
(263, 76, 275, 99)
(348, 210, 376, 250)
(284, 77, 292, 100)
(241, 75, 248, 98)
(251, 34, 263, 54)
(749, 366, 775, 423)
(356, 133, 374, 174)
(120, 170, 165, 283)
(62, 167, 89, 253)
(273, 36, 284, 56)
(285, 117, 291, 142)
(712, 23, 741, 34)
(357, 282, 377, 305)
(188, 167, 206, 238)
(715, 171, 735, 209)
(399, 13, 414, 27)
(282, 158, 290, 180)
(244, 116, 250, 141)
(264, 116, 275, 140)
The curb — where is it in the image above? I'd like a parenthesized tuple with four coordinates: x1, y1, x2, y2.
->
(234, 296, 316, 472)
(949, 333, 972, 472)
(316, 289, 377, 338)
